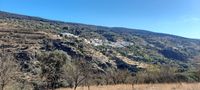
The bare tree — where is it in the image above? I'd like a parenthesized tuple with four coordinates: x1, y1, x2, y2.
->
(106, 69, 132, 85)
(117, 69, 132, 84)
(0, 54, 18, 90)
(63, 60, 92, 90)
(105, 68, 118, 85)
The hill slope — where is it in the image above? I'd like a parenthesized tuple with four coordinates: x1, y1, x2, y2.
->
(0, 11, 200, 73)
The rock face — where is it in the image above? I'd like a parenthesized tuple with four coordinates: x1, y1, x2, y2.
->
(159, 49, 188, 61)
(15, 51, 33, 61)
(0, 11, 200, 73)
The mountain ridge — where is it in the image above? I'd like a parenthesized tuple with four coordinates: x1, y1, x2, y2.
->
(1, 10, 199, 40)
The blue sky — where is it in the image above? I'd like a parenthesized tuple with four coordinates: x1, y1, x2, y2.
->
(0, 0, 200, 39)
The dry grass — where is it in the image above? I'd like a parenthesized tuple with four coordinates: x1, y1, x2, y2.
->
(57, 83, 200, 90)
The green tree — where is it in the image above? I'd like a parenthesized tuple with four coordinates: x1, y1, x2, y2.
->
(38, 50, 70, 90)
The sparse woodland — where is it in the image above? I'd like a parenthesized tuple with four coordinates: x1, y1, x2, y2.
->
(0, 50, 200, 90)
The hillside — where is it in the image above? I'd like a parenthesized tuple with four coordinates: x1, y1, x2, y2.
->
(1, 11, 200, 89)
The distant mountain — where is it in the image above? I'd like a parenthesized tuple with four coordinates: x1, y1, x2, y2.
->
(1, 10, 200, 73)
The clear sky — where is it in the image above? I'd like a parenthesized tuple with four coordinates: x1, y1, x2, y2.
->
(0, 0, 200, 39)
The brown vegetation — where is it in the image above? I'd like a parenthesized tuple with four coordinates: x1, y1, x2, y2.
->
(57, 83, 200, 90)
(0, 51, 19, 90)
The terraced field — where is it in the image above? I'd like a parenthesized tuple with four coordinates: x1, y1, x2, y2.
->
(0, 28, 43, 52)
